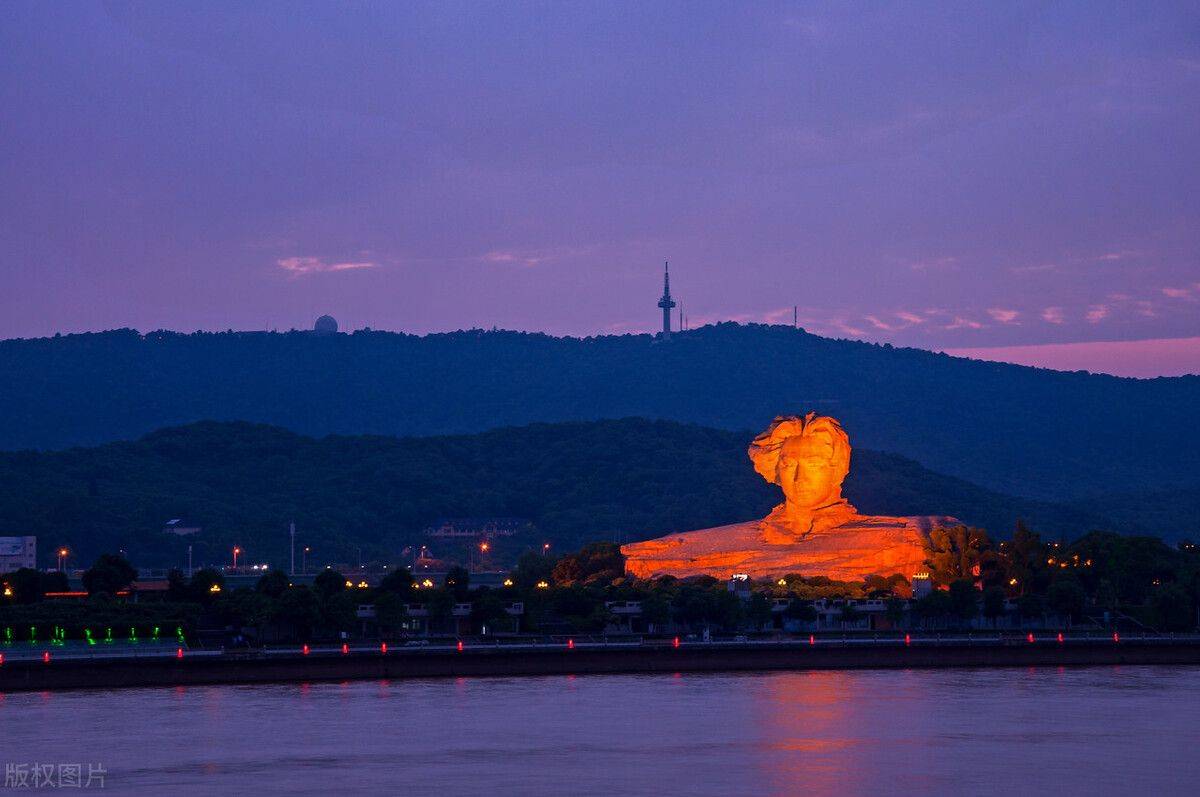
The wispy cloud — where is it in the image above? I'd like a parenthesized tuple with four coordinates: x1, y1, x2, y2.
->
(987, 308, 1020, 324)
(277, 256, 377, 276)
(945, 316, 983, 330)
(896, 311, 925, 325)
(481, 250, 548, 268)
(1085, 304, 1110, 323)
(909, 256, 958, 272)
(1041, 306, 1065, 324)
(1010, 263, 1057, 274)
(1096, 250, 1141, 262)
(1162, 286, 1194, 299)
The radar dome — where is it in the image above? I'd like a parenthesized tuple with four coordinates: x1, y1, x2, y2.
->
(313, 315, 338, 335)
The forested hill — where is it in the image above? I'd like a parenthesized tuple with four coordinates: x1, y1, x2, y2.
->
(1, 324, 1197, 502)
(0, 418, 1150, 569)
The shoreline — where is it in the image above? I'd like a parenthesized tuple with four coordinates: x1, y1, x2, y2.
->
(4, 636, 1200, 692)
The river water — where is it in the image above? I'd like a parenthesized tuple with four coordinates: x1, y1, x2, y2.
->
(4, 666, 1198, 795)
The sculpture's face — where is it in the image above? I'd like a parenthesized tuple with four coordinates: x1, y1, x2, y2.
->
(775, 430, 846, 509)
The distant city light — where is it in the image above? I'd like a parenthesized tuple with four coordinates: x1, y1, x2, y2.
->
(536, 580, 549, 589)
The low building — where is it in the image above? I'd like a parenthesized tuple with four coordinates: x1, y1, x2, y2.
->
(163, 519, 202, 536)
(0, 536, 36, 573)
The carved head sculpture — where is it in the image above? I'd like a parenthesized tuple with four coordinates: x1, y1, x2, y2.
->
(748, 413, 851, 511)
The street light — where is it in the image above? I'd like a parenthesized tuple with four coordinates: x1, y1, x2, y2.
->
(57, 548, 69, 572)
(232, 546, 242, 569)
(303, 546, 311, 575)
(542, 543, 550, 556)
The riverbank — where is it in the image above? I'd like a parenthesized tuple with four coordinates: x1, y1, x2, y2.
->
(4, 635, 1200, 692)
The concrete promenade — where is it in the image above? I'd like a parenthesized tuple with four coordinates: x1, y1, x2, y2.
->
(4, 634, 1200, 692)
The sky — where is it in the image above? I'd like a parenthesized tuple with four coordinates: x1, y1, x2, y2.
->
(1, 1, 1198, 376)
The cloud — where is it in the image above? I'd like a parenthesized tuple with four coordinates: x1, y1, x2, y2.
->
(481, 250, 548, 267)
(276, 256, 377, 275)
(1010, 263, 1057, 274)
(1041, 307, 1065, 324)
(1085, 304, 1110, 323)
(945, 316, 983, 330)
(864, 315, 897, 331)
(909, 256, 958, 272)
(896, 311, 925, 325)
(987, 308, 1020, 324)
(1096, 250, 1141, 262)
(1162, 286, 1193, 299)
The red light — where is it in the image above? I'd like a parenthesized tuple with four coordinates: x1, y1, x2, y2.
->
(0, 653, 4, 665)
(341, 643, 349, 655)
(380, 643, 387, 654)
(1057, 632, 1064, 644)
(904, 634, 911, 646)
(457, 640, 464, 652)
(1113, 632, 1120, 643)
(43, 651, 50, 663)
(567, 639, 574, 649)
(1027, 633, 1035, 643)
(809, 634, 815, 646)
(176, 647, 184, 659)
(302, 644, 310, 655)
(672, 636, 680, 648)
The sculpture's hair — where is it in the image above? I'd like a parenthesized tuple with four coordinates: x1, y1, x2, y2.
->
(748, 413, 851, 486)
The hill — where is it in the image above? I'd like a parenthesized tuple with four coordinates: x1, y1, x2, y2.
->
(0, 418, 1153, 570)
(1, 324, 1198, 501)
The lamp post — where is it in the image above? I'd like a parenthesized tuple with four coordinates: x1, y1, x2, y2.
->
(57, 547, 69, 572)
(303, 547, 310, 575)
(232, 546, 241, 570)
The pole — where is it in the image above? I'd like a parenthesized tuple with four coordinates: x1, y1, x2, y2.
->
(187, 545, 193, 578)
(290, 521, 296, 576)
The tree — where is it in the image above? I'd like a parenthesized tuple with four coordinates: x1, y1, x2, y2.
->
(82, 554, 137, 596)
(925, 526, 991, 586)
(551, 556, 584, 586)
(255, 569, 290, 598)
(1151, 584, 1194, 632)
(379, 569, 415, 594)
(1016, 594, 1044, 622)
(884, 597, 907, 628)
(838, 602, 861, 628)
(374, 591, 409, 637)
(313, 568, 346, 600)
(444, 566, 470, 599)
(785, 598, 818, 624)
(1046, 579, 1086, 625)
(272, 586, 320, 640)
(982, 586, 1007, 627)
(948, 579, 979, 626)
(189, 568, 225, 601)
(6, 568, 46, 604)
(747, 592, 773, 630)
(511, 551, 555, 590)
(914, 591, 953, 627)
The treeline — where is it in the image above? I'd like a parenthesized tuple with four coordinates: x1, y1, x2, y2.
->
(5, 526, 1198, 644)
(2, 324, 1199, 503)
(0, 418, 1132, 569)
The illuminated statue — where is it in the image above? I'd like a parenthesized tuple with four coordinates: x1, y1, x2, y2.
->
(621, 413, 956, 582)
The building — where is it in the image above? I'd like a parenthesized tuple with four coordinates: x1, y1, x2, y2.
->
(162, 519, 202, 536)
(0, 536, 36, 573)
(657, 261, 675, 338)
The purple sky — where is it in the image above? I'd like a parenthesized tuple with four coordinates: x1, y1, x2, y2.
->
(2, 2, 1198, 375)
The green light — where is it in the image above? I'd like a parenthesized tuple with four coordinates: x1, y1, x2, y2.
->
(29, 626, 36, 642)
(85, 628, 95, 646)
(4, 627, 11, 641)
(152, 625, 160, 638)
(105, 627, 113, 643)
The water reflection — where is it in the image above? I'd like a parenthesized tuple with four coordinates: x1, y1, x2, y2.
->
(2, 667, 1198, 796)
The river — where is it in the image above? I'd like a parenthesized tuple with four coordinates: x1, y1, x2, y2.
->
(4, 666, 1198, 795)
